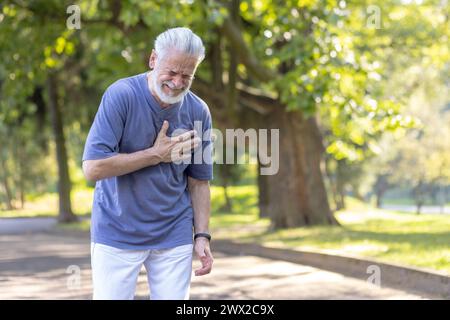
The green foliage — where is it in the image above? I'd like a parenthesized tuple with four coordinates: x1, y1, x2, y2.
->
(373, 69, 450, 206)
(0, 0, 448, 209)
(0, 187, 93, 217)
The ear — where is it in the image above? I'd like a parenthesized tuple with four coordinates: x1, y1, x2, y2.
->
(149, 49, 157, 69)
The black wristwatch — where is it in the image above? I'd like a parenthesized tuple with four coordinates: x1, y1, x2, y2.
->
(194, 232, 211, 242)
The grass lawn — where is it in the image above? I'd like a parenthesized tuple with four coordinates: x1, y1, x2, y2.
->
(0, 187, 93, 218)
(210, 188, 450, 274)
(2, 184, 450, 274)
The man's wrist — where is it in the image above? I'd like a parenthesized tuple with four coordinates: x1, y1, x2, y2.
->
(144, 147, 162, 166)
(194, 232, 211, 242)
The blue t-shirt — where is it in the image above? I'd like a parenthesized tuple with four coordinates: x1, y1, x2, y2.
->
(82, 72, 213, 250)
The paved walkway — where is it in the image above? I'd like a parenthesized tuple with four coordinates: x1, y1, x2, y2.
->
(0, 229, 431, 299)
(0, 217, 57, 235)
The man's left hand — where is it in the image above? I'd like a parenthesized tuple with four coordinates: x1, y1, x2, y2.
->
(194, 237, 213, 276)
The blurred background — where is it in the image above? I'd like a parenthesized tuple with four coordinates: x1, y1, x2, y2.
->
(0, 0, 449, 276)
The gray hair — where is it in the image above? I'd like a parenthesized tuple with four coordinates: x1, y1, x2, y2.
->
(154, 27, 205, 62)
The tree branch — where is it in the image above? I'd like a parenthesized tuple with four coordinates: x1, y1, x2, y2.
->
(220, 18, 278, 83)
(192, 77, 278, 115)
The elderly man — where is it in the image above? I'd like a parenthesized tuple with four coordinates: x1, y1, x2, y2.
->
(82, 27, 213, 300)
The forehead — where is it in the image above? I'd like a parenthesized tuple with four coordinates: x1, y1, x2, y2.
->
(158, 51, 198, 73)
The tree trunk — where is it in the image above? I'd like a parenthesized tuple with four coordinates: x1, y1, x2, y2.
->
(324, 157, 340, 211)
(16, 142, 25, 209)
(47, 73, 77, 223)
(416, 202, 423, 215)
(222, 185, 233, 212)
(374, 174, 389, 208)
(375, 191, 384, 208)
(0, 156, 14, 210)
(30, 86, 49, 152)
(264, 110, 338, 228)
(336, 190, 346, 211)
(257, 160, 269, 218)
(413, 180, 425, 215)
(335, 160, 347, 210)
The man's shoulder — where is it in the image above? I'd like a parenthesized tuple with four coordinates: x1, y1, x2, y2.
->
(105, 73, 143, 100)
(185, 90, 211, 116)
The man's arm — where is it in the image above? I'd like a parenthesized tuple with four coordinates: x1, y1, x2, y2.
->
(83, 121, 199, 182)
(188, 176, 213, 276)
(82, 148, 161, 181)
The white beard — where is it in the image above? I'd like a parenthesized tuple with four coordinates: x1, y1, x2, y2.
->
(150, 71, 190, 105)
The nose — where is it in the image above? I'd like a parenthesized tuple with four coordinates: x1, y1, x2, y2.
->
(171, 75, 185, 89)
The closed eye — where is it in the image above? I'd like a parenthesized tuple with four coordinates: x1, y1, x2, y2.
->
(169, 70, 194, 81)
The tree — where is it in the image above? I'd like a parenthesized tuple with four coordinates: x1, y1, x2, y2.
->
(319, 0, 449, 212)
(1, 0, 448, 227)
(0, 1, 78, 221)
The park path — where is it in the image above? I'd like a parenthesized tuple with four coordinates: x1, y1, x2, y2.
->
(0, 222, 433, 300)
(0, 217, 57, 235)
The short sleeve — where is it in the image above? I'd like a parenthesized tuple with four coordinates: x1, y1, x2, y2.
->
(82, 83, 129, 161)
(185, 105, 214, 181)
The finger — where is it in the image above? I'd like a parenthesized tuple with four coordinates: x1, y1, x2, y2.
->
(158, 120, 169, 137)
(194, 266, 211, 276)
(179, 137, 201, 152)
(170, 145, 194, 162)
(196, 256, 213, 274)
(201, 256, 213, 267)
(195, 260, 213, 276)
(171, 152, 192, 163)
(173, 130, 196, 143)
(170, 146, 182, 162)
(180, 153, 192, 162)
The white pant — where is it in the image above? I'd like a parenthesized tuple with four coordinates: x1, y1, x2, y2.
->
(91, 242, 193, 300)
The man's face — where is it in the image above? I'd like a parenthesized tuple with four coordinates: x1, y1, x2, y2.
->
(149, 50, 198, 105)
